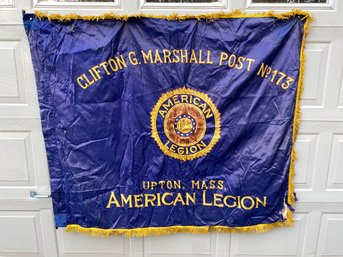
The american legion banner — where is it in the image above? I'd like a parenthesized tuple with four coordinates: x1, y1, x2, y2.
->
(23, 10, 312, 237)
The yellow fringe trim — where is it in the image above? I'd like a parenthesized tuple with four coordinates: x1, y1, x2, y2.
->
(287, 14, 313, 207)
(66, 208, 293, 237)
(36, 10, 313, 237)
(34, 9, 312, 22)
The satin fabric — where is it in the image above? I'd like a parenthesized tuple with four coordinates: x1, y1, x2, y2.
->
(23, 14, 304, 229)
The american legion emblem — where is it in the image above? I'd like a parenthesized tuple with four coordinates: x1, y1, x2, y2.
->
(151, 87, 221, 160)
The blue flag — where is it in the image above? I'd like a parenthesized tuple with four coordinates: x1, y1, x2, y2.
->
(23, 11, 312, 237)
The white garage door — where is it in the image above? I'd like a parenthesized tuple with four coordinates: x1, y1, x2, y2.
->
(0, 0, 342, 257)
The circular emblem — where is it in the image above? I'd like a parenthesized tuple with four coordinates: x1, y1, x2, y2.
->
(151, 87, 221, 161)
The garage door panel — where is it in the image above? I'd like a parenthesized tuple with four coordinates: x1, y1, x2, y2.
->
(0, 211, 40, 255)
(317, 213, 343, 257)
(322, 37, 343, 110)
(339, 76, 343, 107)
(294, 133, 319, 190)
(143, 233, 216, 257)
(0, 37, 27, 104)
(0, 118, 50, 199)
(0, 131, 32, 185)
(229, 213, 308, 257)
(302, 42, 329, 107)
(0, 25, 40, 118)
(0, 209, 57, 257)
(57, 229, 128, 257)
(301, 28, 343, 121)
(295, 122, 343, 203)
(0, 40, 23, 99)
(0, 0, 23, 26)
(326, 134, 343, 191)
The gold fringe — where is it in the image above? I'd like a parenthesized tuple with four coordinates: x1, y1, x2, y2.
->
(34, 9, 312, 22)
(42, 10, 312, 237)
(287, 15, 313, 207)
(66, 208, 293, 237)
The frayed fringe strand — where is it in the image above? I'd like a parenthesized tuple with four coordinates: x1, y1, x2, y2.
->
(66, 209, 294, 237)
(34, 10, 313, 22)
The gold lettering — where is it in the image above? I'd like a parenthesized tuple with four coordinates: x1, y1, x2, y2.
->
(237, 196, 241, 208)
(164, 140, 171, 148)
(172, 95, 180, 104)
(150, 181, 157, 190)
(172, 50, 180, 63)
(99, 61, 111, 75)
(241, 196, 255, 210)
(91, 65, 101, 80)
(161, 193, 173, 206)
(128, 51, 139, 65)
(141, 50, 153, 64)
(217, 180, 224, 190)
(228, 54, 236, 68)
(235, 56, 245, 70)
(154, 50, 163, 64)
(181, 95, 188, 103)
(202, 190, 212, 206)
(77, 75, 87, 89)
(206, 50, 214, 64)
(186, 192, 196, 205)
(159, 110, 167, 118)
(162, 99, 174, 111)
(223, 195, 236, 208)
(209, 180, 216, 189)
(192, 180, 200, 189)
(174, 180, 181, 189)
(158, 180, 166, 189)
(163, 49, 172, 63)
(193, 97, 200, 105)
(189, 145, 197, 153)
(134, 194, 143, 208)
(121, 194, 133, 208)
(88, 69, 97, 82)
(198, 50, 206, 64)
(115, 55, 127, 69)
(196, 141, 206, 151)
(177, 147, 185, 154)
(108, 58, 118, 72)
(173, 193, 186, 206)
(180, 50, 188, 63)
(219, 52, 228, 65)
(83, 73, 94, 87)
(156, 193, 162, 206)
(144, 194, 157, 207)
(106, 192, 120, 208)
(213, 194, 224, 207)
(246, 58, 255, 71)
(170, 144, 177, 152)
(142, 181, 149, 190)
(255, 196, 267, 208)
(189, 50, 198, 63)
